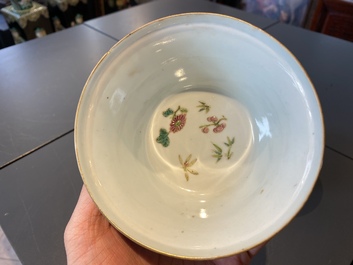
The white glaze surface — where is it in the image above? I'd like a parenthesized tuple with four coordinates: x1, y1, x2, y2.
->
(75, 13, 324, 259)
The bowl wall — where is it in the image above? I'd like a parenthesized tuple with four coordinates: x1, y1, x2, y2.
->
(75, 13, 324, 259)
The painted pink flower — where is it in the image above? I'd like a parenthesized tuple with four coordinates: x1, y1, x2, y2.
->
(170, 114, 186, 133)
(202, 127, 209, 134)
(213, 125, 225, 133)
(207, 116, 218, 122)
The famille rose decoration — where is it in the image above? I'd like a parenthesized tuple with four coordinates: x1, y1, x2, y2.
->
(196, 101, 210, 113)
(156, 106, 188, 147)
(178, 154, 198, 181)
(149, 91, 253, 188)
(154, 96, 237, 182)
(199, 115, 227, 134)
(212, 136, 235, 163)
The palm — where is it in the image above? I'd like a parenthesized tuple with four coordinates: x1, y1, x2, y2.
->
(64, 186, 262, 265)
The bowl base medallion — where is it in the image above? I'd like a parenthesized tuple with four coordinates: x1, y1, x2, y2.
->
(147, 91, 254, 194)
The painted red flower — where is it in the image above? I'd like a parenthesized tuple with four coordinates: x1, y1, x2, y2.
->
(170, 114, 186, 133)
(213, 124, 225, 133)
(202, 127, 209, 134)
(207, 116, 218, 122)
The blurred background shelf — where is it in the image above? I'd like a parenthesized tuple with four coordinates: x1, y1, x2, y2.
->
(0, 0, 146, 49)
(1, 0, 352, 50)
(306, 0, 353, 42)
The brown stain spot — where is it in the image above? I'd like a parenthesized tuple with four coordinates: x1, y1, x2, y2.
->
(260, 189, 264, 194)
(128, 68, 138, 77)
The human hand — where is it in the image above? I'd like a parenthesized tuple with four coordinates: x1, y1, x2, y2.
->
(64, 185, 265, 265)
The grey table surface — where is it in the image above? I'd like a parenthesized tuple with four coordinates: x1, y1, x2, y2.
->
(0, 25, 117, 168)
(0, 0, 353, 265)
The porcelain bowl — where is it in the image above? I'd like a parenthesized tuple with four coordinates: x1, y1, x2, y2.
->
(75, 13, 324, 259)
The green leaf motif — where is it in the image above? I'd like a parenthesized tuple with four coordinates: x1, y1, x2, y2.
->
(212, 143, 222, 153)
(162, 108, 174, 117)
(212, 143, 223, 162)
(226, 137, 235, 159)
(212, 137, 235, 162)
(156, 128, 170, 147)
(197, 101, 210, 114)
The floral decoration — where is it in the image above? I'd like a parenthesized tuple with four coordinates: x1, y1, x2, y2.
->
(212, 136, 235, 163)
(156, 100, 235, 177)
(197, 101, 210, 113)
(156, 106, 188, 147)
(170, 114, 186, 133)
(179, 154, 198, 181)
(199, 115, 227, 133)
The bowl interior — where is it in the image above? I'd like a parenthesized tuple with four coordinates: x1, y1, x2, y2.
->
(75, 13, 324, 259)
